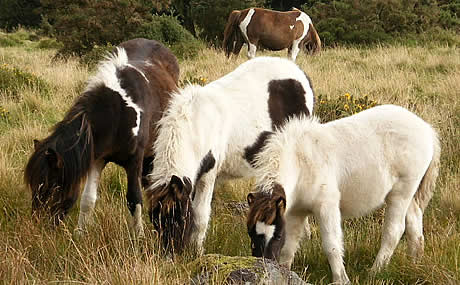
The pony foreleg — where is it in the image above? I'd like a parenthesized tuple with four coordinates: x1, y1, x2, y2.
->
(317, 201, 349, 285)
(76, 160, 105, 235)
(248, 43, 257, 59)
(279, 212, 308, 268)
(126, 158, 145, 239)
(191, 172, 217, 254)
(288, 42, 301, 61)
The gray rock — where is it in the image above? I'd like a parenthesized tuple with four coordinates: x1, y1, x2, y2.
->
(189, 254, 311, 285)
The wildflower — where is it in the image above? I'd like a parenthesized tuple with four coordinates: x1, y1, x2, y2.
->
(344, 93, 351, 100)
(320, 99, 325, 104)
(344, 104, 349, 110)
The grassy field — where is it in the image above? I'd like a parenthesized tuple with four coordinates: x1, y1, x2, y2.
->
(0, 32, 459, 284)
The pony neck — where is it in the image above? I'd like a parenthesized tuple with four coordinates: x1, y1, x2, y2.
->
(150, 85, 222, 189)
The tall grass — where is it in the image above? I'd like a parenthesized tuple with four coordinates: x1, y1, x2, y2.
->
(0, 37, 459, 284)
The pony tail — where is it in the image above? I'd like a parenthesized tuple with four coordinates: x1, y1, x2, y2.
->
(223, 10, 241, 58)
(414, 130, 441, 212)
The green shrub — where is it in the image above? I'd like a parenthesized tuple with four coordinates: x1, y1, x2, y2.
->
(315, 93, 379, 123)
(41, 0, 155, 56)
(301, 0, 460, 47)
(80, 43, 114, 68)
(0, 63, 50, 100)
(133, 14, 205, 59)
(37, 38, 63, 50)
(0, 0, 42, 31)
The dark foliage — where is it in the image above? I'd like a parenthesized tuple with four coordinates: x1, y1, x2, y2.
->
(301, 0, 459, 47)
(0, 0, 42, 31)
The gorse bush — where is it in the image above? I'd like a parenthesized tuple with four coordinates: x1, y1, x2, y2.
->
(315, 93, 378, 123)
(0, 63, 50, 99)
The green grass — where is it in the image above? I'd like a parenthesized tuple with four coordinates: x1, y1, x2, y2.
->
(0, 30, 459, 284)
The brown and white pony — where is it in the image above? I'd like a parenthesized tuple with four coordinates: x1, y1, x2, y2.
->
(223, 7, 321, 61)
(24, 38, 179, 237)
(146, 56, 315, 254)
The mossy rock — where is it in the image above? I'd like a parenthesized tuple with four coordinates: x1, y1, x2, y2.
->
(188, 254, 309, 284)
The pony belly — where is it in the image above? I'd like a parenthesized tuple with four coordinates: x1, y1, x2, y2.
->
(339, 178, 391, 219)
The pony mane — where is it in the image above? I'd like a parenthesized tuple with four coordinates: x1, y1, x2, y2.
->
(86, 47, 131, 92)
(252, 115, 321, 193)
(147, 84, 204, 191)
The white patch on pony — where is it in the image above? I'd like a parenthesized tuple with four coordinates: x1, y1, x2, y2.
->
(256, 221, 276, 245)
(289, 11, 313, 61)
(86, 48, 143, 136)
(290, 25, 294, 30)
(239, 8, 255, 42)
(126, 63, 149, 83)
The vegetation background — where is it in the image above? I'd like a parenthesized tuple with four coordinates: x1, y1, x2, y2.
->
(0, 0, 459, 284)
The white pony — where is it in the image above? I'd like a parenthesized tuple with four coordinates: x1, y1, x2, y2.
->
(146, 56, 315, 253)
(245, 105, 440, 284)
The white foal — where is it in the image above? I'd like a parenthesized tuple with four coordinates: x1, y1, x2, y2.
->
(246, 105, 440, 284)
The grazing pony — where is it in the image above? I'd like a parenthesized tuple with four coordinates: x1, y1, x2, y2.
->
(146, 56, 314, 253)
(223, 7, 321, 61)
(245, 105, 440, 284)
(24, 38, 179, 237)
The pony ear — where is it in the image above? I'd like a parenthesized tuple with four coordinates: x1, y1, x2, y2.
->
(276, 196, 286, 216)
(247, 193, 255, 206)
(45, 147, 63, 169)
(33, 139, 41, 150)
(170, 175, 186, 196)
(182, 176, 192, 195)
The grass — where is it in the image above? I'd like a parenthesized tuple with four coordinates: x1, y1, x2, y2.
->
(0, 30, 459, 284)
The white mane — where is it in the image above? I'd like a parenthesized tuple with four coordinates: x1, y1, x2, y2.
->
(85, 47, 129, 92)
(147, 84, 204, 190)
(253, 115, 321, 193)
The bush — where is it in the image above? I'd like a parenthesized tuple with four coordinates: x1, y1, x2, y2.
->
(41, 0, 155, 56)
(0, 0, 42, 31)
(0, 63, 50, 100)
(301, 0, 460, 47)
(133, 14, 205, 59)
(315, 93, 379, 123)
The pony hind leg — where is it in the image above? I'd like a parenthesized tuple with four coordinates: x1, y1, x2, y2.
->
(405, 199, 425, 261)
(371, 181, 419, 273)
(76, 159, 105, 235)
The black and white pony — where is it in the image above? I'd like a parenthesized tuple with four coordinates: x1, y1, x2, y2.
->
(245, 105, 440, 284)
(223, 7, 321, 61)
(146, 56, 315, 253)
(24, 38, 179, 237)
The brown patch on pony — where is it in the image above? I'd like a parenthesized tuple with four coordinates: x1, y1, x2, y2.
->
(244, 131, 274, 167)
(267, 78, 311, 129)
(147, 175, 194, 254)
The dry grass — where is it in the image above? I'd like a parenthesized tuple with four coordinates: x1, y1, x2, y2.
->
(0, 40, 459, 284)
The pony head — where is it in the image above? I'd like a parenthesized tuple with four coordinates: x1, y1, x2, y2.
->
(24, 138, 82, 224)
(147, 175, 194, 253)
(246, 183, 286, 261)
